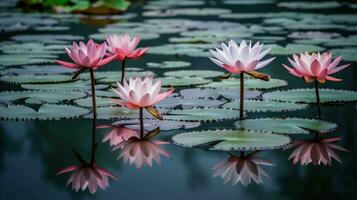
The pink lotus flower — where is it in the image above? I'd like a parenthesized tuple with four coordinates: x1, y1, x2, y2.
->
(98, 125, 139, 146)
(113, 132, 170, 169)
(209, 40, 275, 75)
(106, 34, 149, 61)
(55, 39, 116, 69)
(111, 77, 174, 110)
(286, 137, 348, 166)
(57, 164, 117, 194)
(213, 154, 273, 186)
(283, 52, 350, 83)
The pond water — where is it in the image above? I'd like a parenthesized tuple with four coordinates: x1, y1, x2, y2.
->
(0, 0, 357, 199)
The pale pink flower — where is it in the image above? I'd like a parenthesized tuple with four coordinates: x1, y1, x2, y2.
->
(55, 39, 116, 69)
(106, 34, 149, 61)
(283, 52, 350, 83)
(57, 164, 117, 194)
(114, 133, 170, 169)
(209, 40, 275, 74)
(111, 77, 174, 109)
(286, 137, 348, 166)
(212, 154, 273, 186)
(98, 125, 139, 146)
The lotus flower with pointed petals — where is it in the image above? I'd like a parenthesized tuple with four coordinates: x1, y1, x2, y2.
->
(111, 77, 174, 109)
(106, 34, 149, 61)
(212, 154, 273, 186)
(57, 164, 117, 194)
(55, 39, 116, 70)
(98, 125, 139, 146)
(286, 137, 348, 166)
(283, 52, 350, 83)
(113, 131, 170, 169)
(209, 40, 275, 75)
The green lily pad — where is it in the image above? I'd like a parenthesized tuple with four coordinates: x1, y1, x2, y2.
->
(0, 74, 73, 84)
(223, 100, 308, 112)
(21, 80, 108, 91)
(235, 118, 337, 134)
(147, 61, 191, 69)
(143, 8, 231, 17)
(172, 129, 291, 151)
(5, 65, 76, 75)
(0, 42, 64, 55)
(265, 44, 325, 55)
(0, 104, 89, 121)
(115, 119, 201, 131)
(157, 97, 225, 109)
(0, 91, 87, 104)
(262, 88, 357, 104)
(74, 96, 115, 107)
(80, 71, 155, 83)
(159, 77, 212, 87)
(94, 106, 168, 120)
(0, 54, 54, 67)
(180, 88, 262, 100)
(164, 70, 225, 78)
(201, 78, 287, 90)
(11, 34, 84, 44)
(164, 108, 241, 121)
(278, 1, 340, 9)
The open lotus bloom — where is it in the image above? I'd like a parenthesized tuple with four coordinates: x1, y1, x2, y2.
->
(57, 164, 117, 194)
(98, 124, 139, 146)
(286, 137, 348, 166)
(111, 77, 174, 117)
(212, 154, 273, 186)
(209, 40, 275, 80)
(113, 131, 171, 169)
(106, 34, 149, 61)
(283, 52, 350, 83)
(55, 39, 116, 69)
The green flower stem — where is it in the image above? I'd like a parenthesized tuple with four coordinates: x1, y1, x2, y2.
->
(240, 72, 244, 120)
(140, 107, 144, 139)
(121, 59, 126, 84)
(314, 80, 321, 119)
(89, 68, 97, 165)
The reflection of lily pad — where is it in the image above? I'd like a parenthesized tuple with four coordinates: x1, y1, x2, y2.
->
(262, 88, 357, 104)
(159, 77, 211, 87)
(0, 91, 87, 104)
(164, 70, 224, 78)
(223, 100, 308, 112)
(172, 129, 291, 151)
(235, 118, 337, 134)
(0, 104, 89, 120)
(180, 88, 261, 100)
(201, 78, 287, 89)
(164, 108, 241, 121)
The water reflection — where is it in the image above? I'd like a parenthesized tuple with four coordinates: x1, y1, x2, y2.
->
(212, 151, 273, 186)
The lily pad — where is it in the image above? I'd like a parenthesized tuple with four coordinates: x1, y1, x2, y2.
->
(11, 34, 84, 44)
(74, 97, 115, 107)
(235, 118, 337, 134)
(265, 44, 325, 55)
(0, 104, 89, 121)
(223, 100, 308, 112)
(164, 108, 241, 121)
(147, 61, 191, 69)
(4, 65, 76, 75)
(159, 77, 211, 87)
(201, 78, 287, 90)
(81, 71, 155, 83)
(262, 88, 357, 104)
(0, 54, 54, 67)
(180, 88, 262, 100)
(157, 97, 225, 109)
(94, 106, 168, 120)
(0, 91, 87, 104)
(163, 70, 225, 78)
(114, 119, 201, 131)
(21, 80, 108, 91)
(0, 74, 73, 84)
(172, 129, 291, 151)
(278, 1, 340, 9)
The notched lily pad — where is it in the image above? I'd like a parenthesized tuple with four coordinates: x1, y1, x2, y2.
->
(157, 97, 225, 109)
(0, 104, 89, 121)
(180, 88, 261, 100)
(164, 70, 225, 78)
(201, 78, 287, 90)
(93, 106, 168, 120)
(235, 118, 337, 134)
(0, 91, 87, 104)
(147, 61, 191, 69)
(74, 96, 115, 107)
(172, 129, 291, 151)
(223, 100, 308, 112)
(0, 74, 73, 84)
(21, 80, 108, 91)
(262, 88, 357, 104)
(159, 77, 211, 87)
(164, 108, 241, 121)
(114, 119, 201, 131)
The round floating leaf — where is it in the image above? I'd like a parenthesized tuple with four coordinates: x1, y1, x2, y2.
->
(157, 97, 225, 109)
(163, 70, 225, 78)
(172, 129, 291, 151)
(143, 8, 231, 17)
(0, 104, 89, 120)
(180, 88, 261, 100)
(147, 61, 191, 69)
(159, 77, 211, 87)
(262, 88, 357, 104)
(74, 97, 115, 107)
(0, 74, 73, 84)
(0, 91, 87, 104)
(11, 34, 84, 44)
(80, 71, 155, 83)
(0, 54, 54, 67)
(235, 118, 337, 134)
(114, 119, 201, 131)
(278, 1, 340, 9)
(223, 100, 308, 112)
(164, 108, 241, 121)
(0, 42, 63, 55)
(201, 78, 287, 89)
(5, 65, 76, 75)
(264, 44, 325, 55)
(21, 80, 108, 91)
(93, 107, 169, 120)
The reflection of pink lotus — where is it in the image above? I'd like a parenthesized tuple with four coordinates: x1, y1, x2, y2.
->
(286, 137, 348, 166)
(283, 52, 350, 83)
(212, 154, 273, 186)
(114, 134, 170, 169)
(55, 39, 116, 69)
(98, 125, 139, 146)
(112, 77, 174, 109)
(57, 164, 117, 194)
(106, 34, 149, 61)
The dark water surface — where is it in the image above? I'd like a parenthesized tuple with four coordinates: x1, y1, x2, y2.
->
(1, 0, 357, 199)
